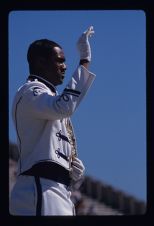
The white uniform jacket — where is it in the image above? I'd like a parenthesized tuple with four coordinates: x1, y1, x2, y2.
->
(12, 65, 96, 175)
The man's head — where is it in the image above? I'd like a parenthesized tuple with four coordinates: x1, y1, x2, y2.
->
(27, 39, 67, 86)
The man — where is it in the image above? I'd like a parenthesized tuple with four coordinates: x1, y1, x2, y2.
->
(10, 26, 95, 215)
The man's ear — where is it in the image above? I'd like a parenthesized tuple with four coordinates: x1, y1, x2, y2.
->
(35, 57, 48, 71)
(37, 56, 46, 66)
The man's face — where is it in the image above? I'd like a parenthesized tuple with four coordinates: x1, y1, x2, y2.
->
(43, 46, 67, 86)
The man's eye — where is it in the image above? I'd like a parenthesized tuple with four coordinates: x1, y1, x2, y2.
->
(57, 58, 65, 63)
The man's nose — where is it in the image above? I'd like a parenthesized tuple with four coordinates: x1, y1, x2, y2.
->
(62, 63, 67, 71)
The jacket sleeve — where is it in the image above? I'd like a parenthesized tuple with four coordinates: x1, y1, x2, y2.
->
(21, 65, 96, 120)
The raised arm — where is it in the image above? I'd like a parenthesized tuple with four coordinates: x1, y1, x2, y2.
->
(77, 26, 95, 69)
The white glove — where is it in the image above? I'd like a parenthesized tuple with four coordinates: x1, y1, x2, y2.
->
(70, 157, 85, 181)
(77, 26, 95, 62)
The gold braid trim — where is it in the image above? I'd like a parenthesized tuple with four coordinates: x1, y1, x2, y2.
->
(66, 119, 77, 169)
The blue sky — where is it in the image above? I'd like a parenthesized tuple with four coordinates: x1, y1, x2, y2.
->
(9, 10, 146, 201)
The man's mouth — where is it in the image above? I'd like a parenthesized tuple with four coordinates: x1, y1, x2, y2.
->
(59, 73, 65, 80)
(60, 71, 65, 79)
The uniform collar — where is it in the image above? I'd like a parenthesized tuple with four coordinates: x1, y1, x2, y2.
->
(27, 74, 58, 94)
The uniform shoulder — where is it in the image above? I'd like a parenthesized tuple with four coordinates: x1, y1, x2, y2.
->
(18, 80, 48, 94)
(26, 80, 49, 90)
(16, 80, 56, 98)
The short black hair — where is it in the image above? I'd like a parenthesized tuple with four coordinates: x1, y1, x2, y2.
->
(27, 39, 62, 64)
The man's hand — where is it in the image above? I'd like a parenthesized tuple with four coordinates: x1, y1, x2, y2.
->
(70, 157, 85, 181)
(77, 26, 95, 62)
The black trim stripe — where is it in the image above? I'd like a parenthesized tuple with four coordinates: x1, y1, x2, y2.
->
(56, 131, 69, 143)
(55, 149, 69, 162)
(64, 88, 81, 95)
(64, 92, 79, 97)
(15, 96, 23, 173)
(59, 134, 69, 142)
(58, 152, 69, 161)
(35, 176, 42, 216)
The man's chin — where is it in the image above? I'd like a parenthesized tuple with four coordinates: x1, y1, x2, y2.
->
(61, 74, 65, 80)
(60, 74, 65, 82)
(55, 73, 65, 86)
